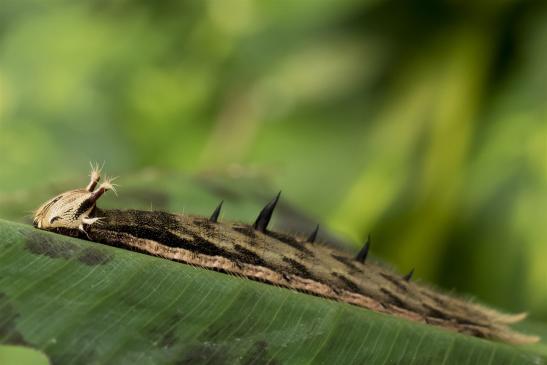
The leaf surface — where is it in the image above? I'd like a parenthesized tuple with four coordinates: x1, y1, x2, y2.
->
(0, 220, 544, 364)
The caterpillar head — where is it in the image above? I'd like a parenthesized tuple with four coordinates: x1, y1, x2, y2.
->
(33, 164, 116, 231)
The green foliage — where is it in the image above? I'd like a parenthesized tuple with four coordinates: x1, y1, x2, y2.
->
(0, 345, 50, 365)
(0, 220, 545, 364)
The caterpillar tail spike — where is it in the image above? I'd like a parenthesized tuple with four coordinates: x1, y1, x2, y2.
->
(253, 191, 281, 233)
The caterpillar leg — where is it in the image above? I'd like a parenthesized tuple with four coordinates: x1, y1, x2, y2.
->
(82, 217, 101, 226)
(79, 217, 102, 239)
(78, 222, 91, 239)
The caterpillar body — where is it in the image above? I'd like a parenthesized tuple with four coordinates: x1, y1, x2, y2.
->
(33, 165, 539, 344)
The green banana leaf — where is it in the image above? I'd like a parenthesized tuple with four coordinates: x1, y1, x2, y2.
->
(1, 170, 546, 364)
(0, 220, 545, 364)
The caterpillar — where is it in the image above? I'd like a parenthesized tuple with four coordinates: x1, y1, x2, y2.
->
(33, 164, 539, 344)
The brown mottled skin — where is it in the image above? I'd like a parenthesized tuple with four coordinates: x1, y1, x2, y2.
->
(33, 168, 539, 344)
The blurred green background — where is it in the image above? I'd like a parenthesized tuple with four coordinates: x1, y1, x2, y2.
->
(0, 0, 545, 321)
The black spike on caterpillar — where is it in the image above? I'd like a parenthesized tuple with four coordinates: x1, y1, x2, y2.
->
(403, 268, 415, 282)
(355, 234, 371, 263)
(253, 191, 281, 232)
(32, 166, 539, 345)
(307, 224, 319, 243)
(209, 200, 223, 223)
